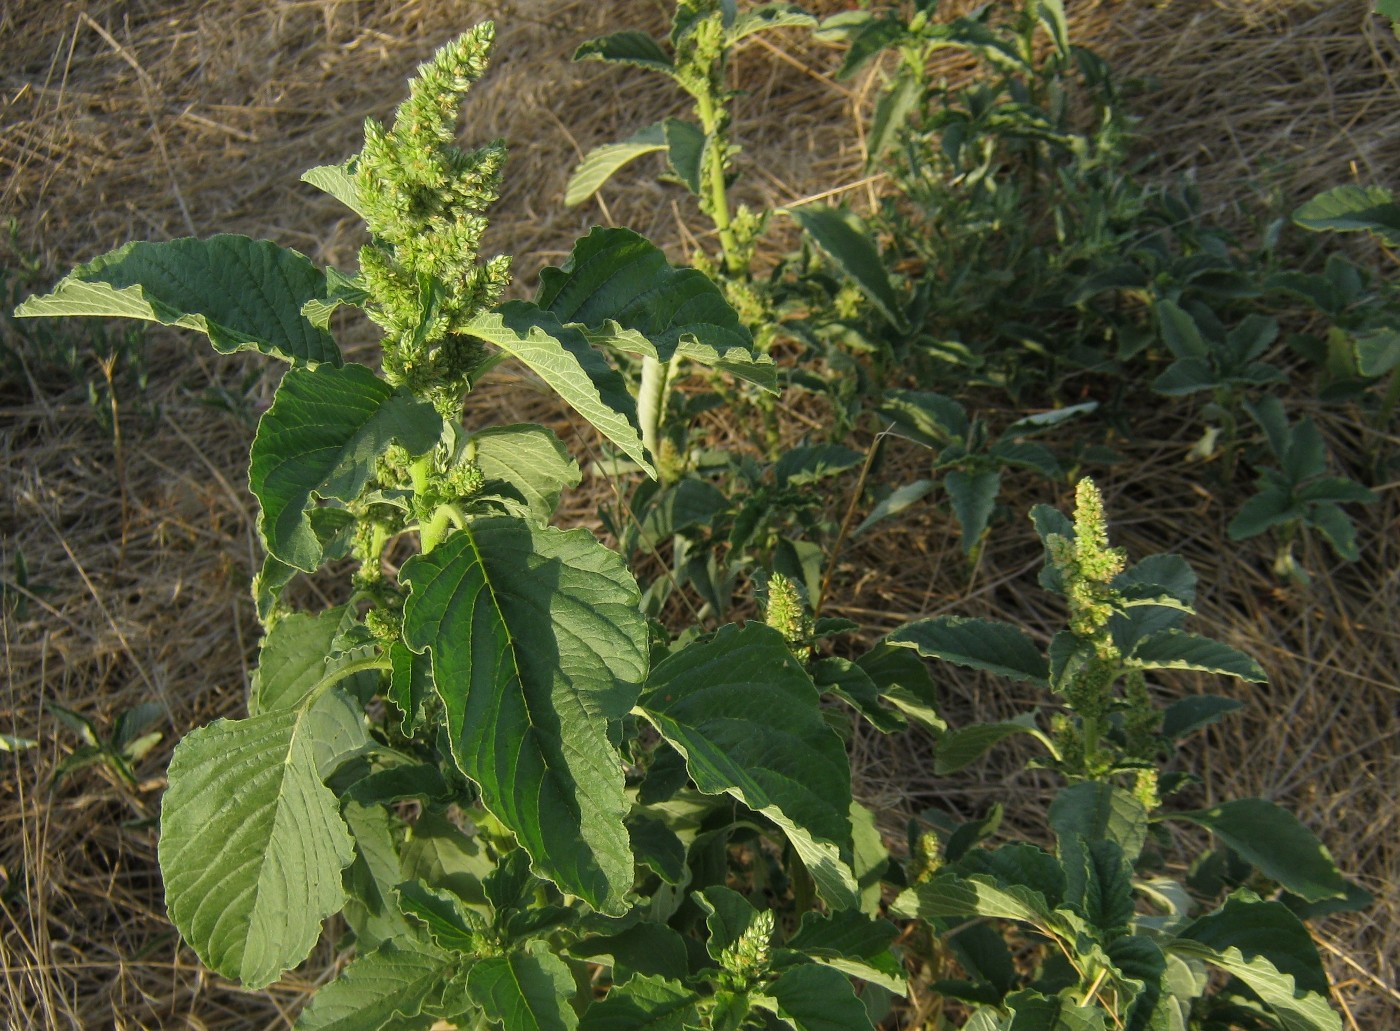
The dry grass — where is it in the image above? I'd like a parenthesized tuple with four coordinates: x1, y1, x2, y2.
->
(1, 0, 1396, 1027)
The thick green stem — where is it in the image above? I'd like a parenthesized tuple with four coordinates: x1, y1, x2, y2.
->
(420, 505, 454, 553)
(695, 92, 743, 277)
(639, 354, 679, 484)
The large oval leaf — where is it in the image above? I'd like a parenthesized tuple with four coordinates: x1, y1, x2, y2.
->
(400, 518, 648, 915)
(159, 693, 365, 988)
(638, 623, 857, 908)
(14, 235, 340, 367)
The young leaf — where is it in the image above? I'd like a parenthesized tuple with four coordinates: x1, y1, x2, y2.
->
(1048, 782, 1150, 862)
(249, 607, 350, 714)
(762, 962, 875, 1031)
(294, 936, 453, 1031)
(1166, 799, 1350, 902)
(400, 520, 645, 916)
(662, 118, 707, 197)
(468, 424, 581, 524)
(465, 940, 580, 1031)
(867, 71, 922, 162)
(578, 974, 701, 1030)
(1126, 630, 1267, 682)
(574, 31, 677, 77)
(886, 616, 1049, 685)
(159, 698, 364, 988)
(301, 161, 370, 221)
(250, 363, 442, 571)
(638, 623, 858, 909)
(565, 124, 668, 207)
(462, 304, 653, 475)
(14, 235, 341, 368)
(789, 205, 910, 332)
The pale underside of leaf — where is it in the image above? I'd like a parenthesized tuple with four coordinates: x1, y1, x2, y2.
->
(159, 700, 361, 989)
(14, 234, 340, 367)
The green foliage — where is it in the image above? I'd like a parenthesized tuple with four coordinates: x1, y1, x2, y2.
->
(14, 25, 901, 1028)
(887, 479, 1356, 1030)
(14, 5, 1374, 1028)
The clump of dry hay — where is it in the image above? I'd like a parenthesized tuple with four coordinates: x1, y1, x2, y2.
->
(1, 0, 1396, 1027)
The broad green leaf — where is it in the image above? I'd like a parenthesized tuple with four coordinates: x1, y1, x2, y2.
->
(961, 843, 1067, 910)
(789, 205, 910, 332)
(1160, 695, 1243, 740)
(878, 389, 969, 443)
(1180, 894, 1330, 996)
(763, 963, 875, 1031)
(574, 31, 677, 77)
(388, 642, 433, 737)
(774, 444, 863, 486)
(1126, 630, 1267, 682)
(934, 713, 1044, 775)
(783, 911, 905, 994)
(249, 606, 353, 714)
(1059, 836, 1134, 934)
(342, 801, 414, 950)
(1152, 358, 1219, 396)
(159, 697, 363, 988)
(1037, 0, 1070, 56)
(857, 642, 942, 732)
(463, 303, 652, 475)
(853, 479, 934, 537)
(15, 235, 340, 367)
(467, 424, 581, 524)
(1049, 782, 1149, 861)
(1166, 799, 1349, 902)
(301, 161, 369, 221)
(1155, 299, 1208, 360)
(887, 616, 1049, 685)
(893, 872, 1053, 929)
(1003, 990, 1108, 1031)
(1228, 488, 1300, 541)
(301, 267, 371, 330)
(398, 812, 493, 907)
(638, 623, 858, 909)
(465, 940, 580, 1031)
(867, 71, 922, 162)
(250, 363, 442, 571)
(397, 881, 484, 952)
(627, 811, 688, 884)
(400, 519, 647, 915)
(539, 227, 771, 391)
(695, 885, 763, 961)
(1168, 938, 1341, 1031)
(662, 118, 706, 197)
(570, 923, 690, 983)
(579, 974, 701, 1030)
(1293, 184, 1400, 247)
(945, 469, 1000, 554)
(1353, 325, 1400, 376)
(294, 936, 451, 1031)
(813, 658, 906, 733)
(565, 123, 668, 206)
(727, 5, 818, 45)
